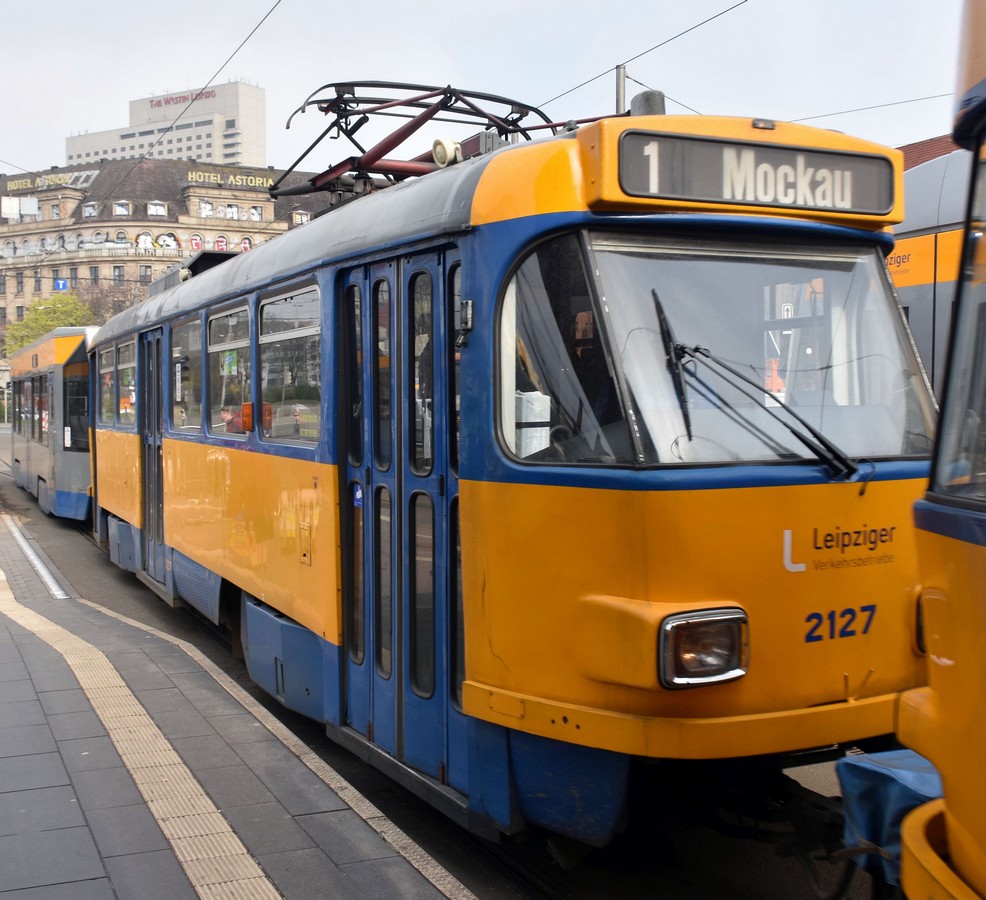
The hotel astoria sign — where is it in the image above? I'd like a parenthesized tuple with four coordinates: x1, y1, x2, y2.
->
(187, 170, 275, 189)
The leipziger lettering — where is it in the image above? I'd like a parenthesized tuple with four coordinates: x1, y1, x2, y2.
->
(723, 148, 853, 209)
(813, 524, 896, 554)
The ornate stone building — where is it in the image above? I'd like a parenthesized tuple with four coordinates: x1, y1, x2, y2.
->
(0, 158, 330, 355)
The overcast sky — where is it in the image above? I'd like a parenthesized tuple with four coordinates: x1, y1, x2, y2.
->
(0, 0, 964, 176)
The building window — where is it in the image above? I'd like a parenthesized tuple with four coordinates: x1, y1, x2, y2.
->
(250, 206, 263, 222)
(82, 202, 97, 218)
(224, 204, 238, 220)
(0, 275, 5, 296)
(16, 305, 24, 321)
(51, 269, 59, 288)
(115, 231, 128, 245)
(69, 267, 78, 288)
(15, 274, 24, 295)
(148, 201, 166, 216)
(139, 265, 152, 284)
(293, 211, 310, 226)
(34, 271, 41, 292)
(199, 200, 213, 217)
(113, 201, 130, 215)
(51, 203, 61, 220)
(90, 267, 99, 284)
(113, 266, 124, 285)
(0, 307, 6, 324)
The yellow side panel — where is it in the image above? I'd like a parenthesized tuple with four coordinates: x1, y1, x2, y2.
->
(460, 476, 926, 757)
(94, 430, 142, 526)
(10, 333, 87, 377)
(936, 228, 964, 284)
(888, 234, 936, 288)
(901, 800, 981, 899)
(900, 528, 986, 897)
(163, 439, 342, 645)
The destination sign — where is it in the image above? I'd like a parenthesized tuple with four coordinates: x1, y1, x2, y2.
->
(618, 131, 894, 215)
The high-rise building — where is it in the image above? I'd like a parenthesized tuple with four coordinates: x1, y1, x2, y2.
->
(66, 81, 266, 168)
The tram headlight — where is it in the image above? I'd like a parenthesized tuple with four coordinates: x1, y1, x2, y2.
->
(659, 608, 749, 689)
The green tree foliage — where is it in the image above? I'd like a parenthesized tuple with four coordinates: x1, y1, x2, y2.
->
(5, 293, 96, 355)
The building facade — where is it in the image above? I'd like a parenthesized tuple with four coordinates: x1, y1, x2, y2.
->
(66, 81, 267, 169)
(0, 158, 327, 356)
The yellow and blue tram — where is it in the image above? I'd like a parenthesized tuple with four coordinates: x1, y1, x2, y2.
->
(86, 86, 937, 847)
(837, 1, 986, 893)
(888, 1, 986, 894)
(10, 327, 96, 520)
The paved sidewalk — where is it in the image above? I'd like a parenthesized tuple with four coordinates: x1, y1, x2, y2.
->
(0, 513, 470, 899)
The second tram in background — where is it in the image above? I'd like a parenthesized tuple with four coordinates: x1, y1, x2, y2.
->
(887, 146, 970, 397)
(10, 327, 95, 520)
(77, 84, 939, 853)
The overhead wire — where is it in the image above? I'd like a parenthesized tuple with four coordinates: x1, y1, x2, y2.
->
(538, 0, 749, 109)
(790, 93, 953, 124)
(540, 0, 950, 132)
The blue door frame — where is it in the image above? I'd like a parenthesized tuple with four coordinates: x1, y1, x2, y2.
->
(341, 251, 463, 784)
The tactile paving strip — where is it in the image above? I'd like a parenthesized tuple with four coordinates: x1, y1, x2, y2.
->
(0, 568, 281, 899)
(1, 513, 477, 900)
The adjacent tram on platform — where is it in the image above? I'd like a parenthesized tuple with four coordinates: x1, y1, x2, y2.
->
(84, 84, 937, 849)
(879, 1, 986, 894)
(10, 327, 95, 520)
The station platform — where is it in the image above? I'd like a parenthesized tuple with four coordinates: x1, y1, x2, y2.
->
(0, 512, 473, 899)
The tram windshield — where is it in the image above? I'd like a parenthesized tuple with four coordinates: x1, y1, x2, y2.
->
(499, 231, 936, 467)
(933, 150, 986, 498)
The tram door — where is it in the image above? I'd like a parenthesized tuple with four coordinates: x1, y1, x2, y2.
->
(140, 329, 166, 583)
(341, 252, 457, 781)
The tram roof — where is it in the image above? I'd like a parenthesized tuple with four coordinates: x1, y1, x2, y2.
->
(90, 146, 497, 347)
(897, 149, 972, 236)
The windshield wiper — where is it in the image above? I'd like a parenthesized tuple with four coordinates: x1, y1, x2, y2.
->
(677, 344, 859, 479)
(652, 289, 692, 441)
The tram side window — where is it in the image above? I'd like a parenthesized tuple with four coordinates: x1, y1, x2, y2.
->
(117, 341, 136, 427)
(208, 307, 251, 435)
(937, 280, 986, 496)
(34, 374, 49, 446)
(499, 234, 631, 464)
(448, 263, 461, 474)
(410, 272, 433, 474)
(12, 380, 24, 435)
(347, 284, 364, 465)
(259, 288, 321, 444)
(171, 318, 203, 431)
(64, 367, 90, 452)
(98, 349, 115, 425)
